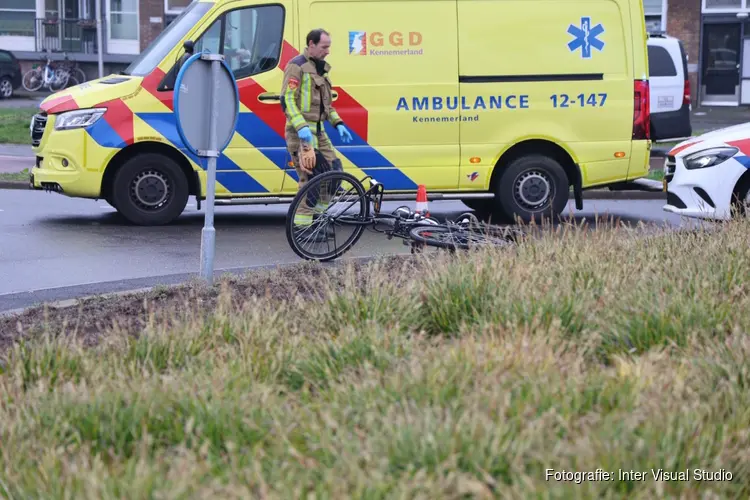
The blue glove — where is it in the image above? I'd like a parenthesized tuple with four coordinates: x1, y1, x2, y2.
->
(297, 126, 314, 144)
(337, 124, 352, 143)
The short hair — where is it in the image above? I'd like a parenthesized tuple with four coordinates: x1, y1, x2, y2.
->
(306, 28, 330, 46)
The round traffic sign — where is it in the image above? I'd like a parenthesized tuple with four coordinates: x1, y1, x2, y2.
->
(173, 51, 239, 157)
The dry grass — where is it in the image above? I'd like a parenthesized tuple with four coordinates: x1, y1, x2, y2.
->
(1, 217, 750, 498)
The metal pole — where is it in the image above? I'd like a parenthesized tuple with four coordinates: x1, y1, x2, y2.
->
(95, 0, 103, 78)
(200, 57, 221, 285)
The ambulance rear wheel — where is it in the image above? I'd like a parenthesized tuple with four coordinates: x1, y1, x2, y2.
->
(111, 154, 189, 226)
(495, 154, 568, 225)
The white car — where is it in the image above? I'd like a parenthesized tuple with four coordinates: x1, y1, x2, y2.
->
(647, 33, 692, 142)
(663, 124, 750, 220)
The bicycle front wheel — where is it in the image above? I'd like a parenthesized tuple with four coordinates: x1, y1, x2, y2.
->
(286, 170, 370, 262)
(409, 224, 516, 251)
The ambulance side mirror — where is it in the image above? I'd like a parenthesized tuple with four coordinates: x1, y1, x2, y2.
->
(158, 40, 195, 91)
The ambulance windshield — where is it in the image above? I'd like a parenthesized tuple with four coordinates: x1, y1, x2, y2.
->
(123, 2, 212, 77)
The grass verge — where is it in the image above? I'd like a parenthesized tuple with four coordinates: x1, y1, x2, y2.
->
(1, 217, 750, 497)
(0, 108, 36, 144)
(0, 168, 28, 182)
(646, 169, 664, 181)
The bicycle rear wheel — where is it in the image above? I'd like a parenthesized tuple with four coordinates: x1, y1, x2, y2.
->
(286, 170, 370, 261)
(22, 69, 43, 92)
(409, 224, 516, 251)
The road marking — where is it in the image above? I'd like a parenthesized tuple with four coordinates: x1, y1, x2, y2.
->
(0, 155, 33, 160)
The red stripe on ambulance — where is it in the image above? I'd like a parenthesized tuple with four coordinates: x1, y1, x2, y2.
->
(99, 98, 135, 146)
(279, 41, 297, 71)
(40, 94, 79, 114)
(137, 41, 369, 142)
(142, 68, 174, 111)
(237, 78, 287, 137)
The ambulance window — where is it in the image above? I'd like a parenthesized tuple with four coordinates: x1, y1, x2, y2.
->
(193, 20, 222, 54)
(648, 46, 677, 77)
(221, 5, 284, 80)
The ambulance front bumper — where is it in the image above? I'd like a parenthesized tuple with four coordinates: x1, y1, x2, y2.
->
(29, 113, 102, 198)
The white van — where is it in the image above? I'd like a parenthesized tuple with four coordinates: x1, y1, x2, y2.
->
(647, 32, 692, 142)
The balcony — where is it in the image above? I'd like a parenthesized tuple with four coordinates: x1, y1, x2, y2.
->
(34, 17, 104, 55)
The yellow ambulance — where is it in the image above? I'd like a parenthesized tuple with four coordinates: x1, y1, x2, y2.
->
(29, 0, 651, 225)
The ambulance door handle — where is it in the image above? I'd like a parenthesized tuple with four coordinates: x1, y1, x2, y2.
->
(332, 91, 338, 101)
(258, 92, 280, 102)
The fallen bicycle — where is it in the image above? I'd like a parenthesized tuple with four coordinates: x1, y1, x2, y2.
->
(285, 170, 524, 262)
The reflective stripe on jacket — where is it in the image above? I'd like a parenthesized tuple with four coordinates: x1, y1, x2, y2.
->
(280, 48, 344, 133)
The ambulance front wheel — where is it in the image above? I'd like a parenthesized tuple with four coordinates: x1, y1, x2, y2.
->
(111, 154, 189, 226)
(495, 154, 569, 225)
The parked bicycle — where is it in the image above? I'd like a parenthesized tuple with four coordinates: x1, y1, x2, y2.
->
(285, 170, 523, 262)
(56, 53, 87, 87)
(22, 52, 85, 92)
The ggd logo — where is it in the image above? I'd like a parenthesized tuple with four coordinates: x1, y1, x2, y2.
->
(349, 31, 423, 55)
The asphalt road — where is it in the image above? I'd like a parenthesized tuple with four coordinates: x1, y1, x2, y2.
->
(0, 188, 702, 312)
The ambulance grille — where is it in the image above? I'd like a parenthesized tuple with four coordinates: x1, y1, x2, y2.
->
(30, 113, 47, 147)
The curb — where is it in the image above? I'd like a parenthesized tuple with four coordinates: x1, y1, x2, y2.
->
(573, 190, 664, 200)
(0, 257, 379, 316)
(0, 180, 29, 190)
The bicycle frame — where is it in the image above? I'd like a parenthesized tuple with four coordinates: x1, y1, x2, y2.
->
(317, 175, 439, 238)
(286, 170, 519, 261)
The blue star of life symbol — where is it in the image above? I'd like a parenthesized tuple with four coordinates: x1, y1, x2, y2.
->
(568, 17, 604, 59)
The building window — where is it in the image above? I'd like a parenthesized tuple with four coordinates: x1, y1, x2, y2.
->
(703, 0, 748, 11)
(165, 0, 191, 15)
(110, 0, 137, 40)
(0, 0, 35, 37)
(705, 0, 742, 8)
(645, 16, 663, 33)
(644, 0, 666, 32)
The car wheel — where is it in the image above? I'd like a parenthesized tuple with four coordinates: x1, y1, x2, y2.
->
(110, 153, 189, 226)
(494, 154, 569, 224)
(0, 77, 13, 99)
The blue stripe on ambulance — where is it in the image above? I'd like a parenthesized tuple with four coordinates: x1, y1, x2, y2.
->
(86, 118, 127, 149)
(234, 113, 291, 170)
(96, 113, 418, 193)
(323, 122, 418, 190)
(135, 112, 269, 193)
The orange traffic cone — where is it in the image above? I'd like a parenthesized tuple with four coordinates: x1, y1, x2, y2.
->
(415, 184, 429, 216)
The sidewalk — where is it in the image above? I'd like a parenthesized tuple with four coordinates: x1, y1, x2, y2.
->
(0, 144, 34, 158)
(692, 106, 749, 133)
(0, 91, 45, 110)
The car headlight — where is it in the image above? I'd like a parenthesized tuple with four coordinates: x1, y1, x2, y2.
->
(54, 108, 106, 131)
(683, 146, 739, 170)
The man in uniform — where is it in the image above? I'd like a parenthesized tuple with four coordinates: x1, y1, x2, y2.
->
(280, 28, 352, 239)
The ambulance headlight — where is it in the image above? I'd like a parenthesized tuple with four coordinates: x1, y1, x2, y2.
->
(683, 147, 738, 170)
(54, 108, 106, 131)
